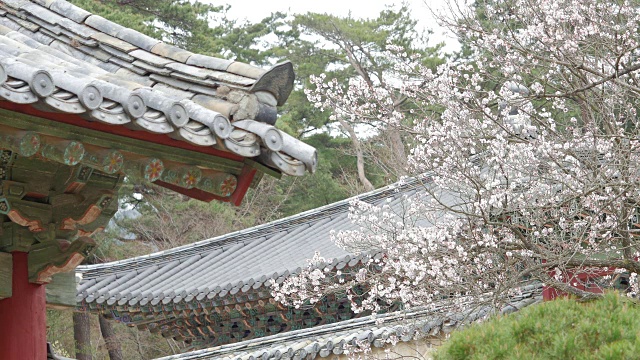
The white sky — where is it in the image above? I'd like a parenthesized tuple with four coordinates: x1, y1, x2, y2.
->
(204, 0, 460, 52)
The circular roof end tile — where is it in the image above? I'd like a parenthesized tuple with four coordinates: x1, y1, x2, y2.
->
(169, 102, 189, 128)
(31, 70, 54, 97)
(263, 128, 283, 152)
(80, 85, 103, 110)
(212, 114, 232, 139)
(126, 94, 147, 118)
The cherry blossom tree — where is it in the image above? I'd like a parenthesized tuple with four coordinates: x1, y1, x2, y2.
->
(291, 8, 444, 190)
(273, 0, 640, 313)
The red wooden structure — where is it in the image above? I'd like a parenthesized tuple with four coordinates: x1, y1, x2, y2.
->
(0, 253, 47, 359)
(0, 0, 317, 357)
(542, 267, 617, 301)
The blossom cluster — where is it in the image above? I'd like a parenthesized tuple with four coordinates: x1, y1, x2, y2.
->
(273, 0, 640, 314)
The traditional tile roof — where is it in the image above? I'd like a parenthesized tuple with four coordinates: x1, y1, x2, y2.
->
(76, 179, 431, 305)
(154, 285, 543, 360)
(76, 178, 441, 348)
(0, 0, 316, 178)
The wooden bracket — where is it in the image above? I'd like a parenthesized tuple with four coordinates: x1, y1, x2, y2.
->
(28, 237, 96, 284)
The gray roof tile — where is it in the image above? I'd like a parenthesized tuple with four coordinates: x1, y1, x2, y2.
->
(0, 16, 23, 31)
(3, 0, 31, 8)
(132, 59, 172, 75)
(92, 32, 138, 53)
(75, 44, 112, 62)
(113, 68, 154, 86)
(48, 0, 90, 23)
(0, 0, 316, 182)
(116, 27, 159, 51)
(130, 49, 174, 67)
(151, 83, 194, 101)
(21, 2, 64, 25)
(150, 42, 193, 63)
(9, 15, 40, 32)
(84, 15, 124, 37)
(227, 61, 266, 79)
(186, 54, 232, 71)
(17, 26, 54, 44)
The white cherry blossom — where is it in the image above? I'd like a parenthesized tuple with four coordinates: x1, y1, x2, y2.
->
(273, 0, 640, 314)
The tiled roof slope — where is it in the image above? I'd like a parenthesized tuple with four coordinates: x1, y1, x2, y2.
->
(0, 0, 316, 176)
(76, 178, 441, 347)
(155, 285, 543, 360)
(77, 179, 428, 306)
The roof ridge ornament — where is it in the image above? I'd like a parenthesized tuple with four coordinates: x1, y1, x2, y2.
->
(250, 61, 295, 106)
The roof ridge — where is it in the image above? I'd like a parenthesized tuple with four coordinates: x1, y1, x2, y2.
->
(29, 0, 261, 78)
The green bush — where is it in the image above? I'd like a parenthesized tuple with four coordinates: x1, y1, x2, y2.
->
(435, 292, 640, 360)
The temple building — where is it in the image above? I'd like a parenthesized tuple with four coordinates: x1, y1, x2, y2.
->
(0, 0, 317, 358)
(76, 181, 425, 350)
(76, 178, 543, 359)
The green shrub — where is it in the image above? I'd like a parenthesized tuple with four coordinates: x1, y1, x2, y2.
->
(435, 292, 640, 360)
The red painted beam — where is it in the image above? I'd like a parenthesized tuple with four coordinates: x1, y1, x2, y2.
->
(0, 103, 263, 204)
(230, 165, 257, 206)
(155, 180, 230, 203)
(0, 252, 47, 359)
(157, 164, 257, 204)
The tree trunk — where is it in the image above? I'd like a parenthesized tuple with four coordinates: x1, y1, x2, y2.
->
(337, 117, 375, 191)
(99, 314, 124, 360)
(388, 128, 407, 174)
(73, 312, 92, 360)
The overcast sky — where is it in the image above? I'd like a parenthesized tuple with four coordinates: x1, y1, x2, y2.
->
(204, 0, 460, 52)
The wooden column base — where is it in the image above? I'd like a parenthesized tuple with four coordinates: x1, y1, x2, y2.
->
(0, 252, 47, 359)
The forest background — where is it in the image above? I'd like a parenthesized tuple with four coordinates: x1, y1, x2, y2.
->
(47, 0, 446, 358)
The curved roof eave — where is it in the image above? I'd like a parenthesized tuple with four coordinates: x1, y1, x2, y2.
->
(0, 0, 316, 177)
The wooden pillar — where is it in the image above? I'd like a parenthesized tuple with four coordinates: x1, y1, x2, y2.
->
(0, 252, 47, 359)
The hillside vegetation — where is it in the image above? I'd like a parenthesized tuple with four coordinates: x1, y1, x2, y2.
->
(435, 293, 640, 360)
